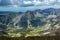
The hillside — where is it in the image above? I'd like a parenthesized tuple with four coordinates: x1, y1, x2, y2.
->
(0, 8, 60, 37)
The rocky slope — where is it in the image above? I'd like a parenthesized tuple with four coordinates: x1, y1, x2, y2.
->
(0, 8, 60, 37)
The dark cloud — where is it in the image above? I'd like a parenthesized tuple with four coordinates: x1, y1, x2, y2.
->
(0, 0, 13, 6)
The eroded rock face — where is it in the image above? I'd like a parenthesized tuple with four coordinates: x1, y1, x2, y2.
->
(0, 24, 7, 31)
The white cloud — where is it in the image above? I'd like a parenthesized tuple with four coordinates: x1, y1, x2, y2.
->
(57, 0, 60, 2)
(43, 0, 50, 4)
(49, 0, 56, 3)
(23, 1, 32, 4)
(43, 0, 56, 4)
(22, 0, 59, 6)
(33, 0, 42, 5)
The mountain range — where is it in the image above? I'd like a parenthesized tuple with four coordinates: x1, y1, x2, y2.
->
(0, 8, 60, 37)
(0, 8, 60, 29)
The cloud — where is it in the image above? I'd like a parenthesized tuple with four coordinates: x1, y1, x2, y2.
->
(57, 0, 60, 2)
(22, 0, 57, 6)
(0, 0, 60, 7)
(33, 0, 42, 6)
(0, 0, 13, 6)
(23, 1, 32, 4)
(43, 0, 56, 5)
(12, 5, 18, 8)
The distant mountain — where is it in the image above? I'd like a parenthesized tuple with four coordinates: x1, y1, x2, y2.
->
(0, 8, 60, 36)
(0, 8, 60, 27)
(0, 8, 60, 30)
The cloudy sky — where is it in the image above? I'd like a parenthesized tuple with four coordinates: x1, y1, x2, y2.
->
(0, 0, 60, 6)
(0, 0, 60, 12)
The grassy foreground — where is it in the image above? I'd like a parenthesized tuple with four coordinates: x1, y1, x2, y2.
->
(0, 36, 60, 40)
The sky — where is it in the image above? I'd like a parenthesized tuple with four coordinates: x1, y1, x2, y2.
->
(0, 0, 60, 12)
